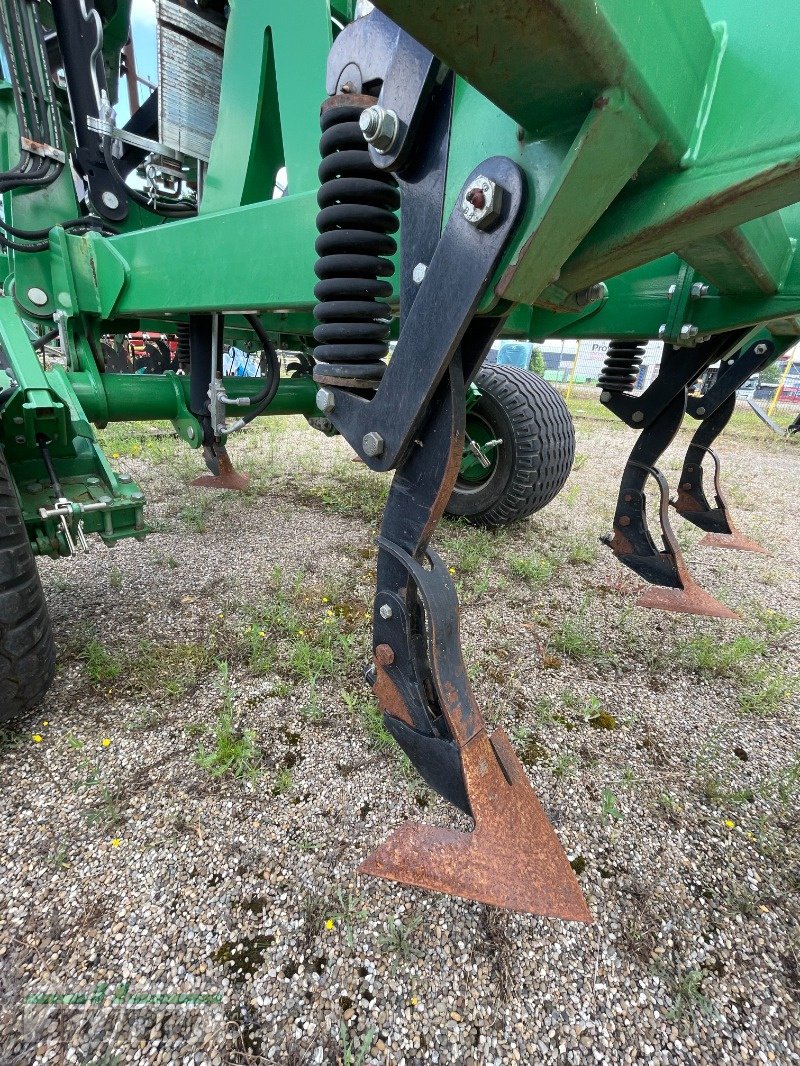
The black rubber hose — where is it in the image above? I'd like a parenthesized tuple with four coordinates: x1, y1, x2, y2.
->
(32, 329, 58, 351)
(238, 314, 281, 423)
(0, 386, 16, 412)
(102, 134, 196, 219)
(36, 435, 63, 498)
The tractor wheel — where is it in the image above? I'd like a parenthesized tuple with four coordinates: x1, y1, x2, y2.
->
(446, 364, 575, 528)
(0, 448, 55, 724)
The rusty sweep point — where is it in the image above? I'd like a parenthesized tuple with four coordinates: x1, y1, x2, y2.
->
(636, 576, 739, 620)
(698, 530, 767, 553)
(360, 728, 591, 922)
(190, 448, 250, 492)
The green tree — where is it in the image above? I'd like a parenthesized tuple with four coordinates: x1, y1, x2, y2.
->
(529, 346, 546, 377)
(760, 358, 784, 385)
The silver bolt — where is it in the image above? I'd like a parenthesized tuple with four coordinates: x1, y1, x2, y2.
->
(691, 282, 709, 298)
(379, 603, 393, 620)
(667, 284, 677, 299)
(697, 407, 706, 416)
(359, 105, 399, 153)
(632, 411, 644, 423)
(27, 287, 48, 307)
(87, 477, 99, 485)
(599, 391, 612, 403)
(574, 282, 607, 307)
(15, 435, 24, 444)
(101, 190, 120, 210)
(13, 416, 23, 425)
(362, 431, 384, 457)
(680, 324, 699, 340)
(316, 388, 336, 415)
(461, 175, 502, 229)
(187, 426, 195, 440)
(131, 492, 144, 501)
(118, 473, 132, 484)
(658, 324, 667, 339)
(754, 342, 768, 356)
(412, 263, 427, 285)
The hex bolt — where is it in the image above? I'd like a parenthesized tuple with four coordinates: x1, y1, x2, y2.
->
(754, 342, 768, 356)
(599, 390, 612, 403)
(379, 603, 393, 620)
(632, 411, 644, 423)
(362, 431, 384, 457)
(13, 416, 23, 425)
(680, 324, 699, 340)
(316, 388, 336, 414)
(118, 473, 132, 484)
(461, 175, 502, 229)
(187, 426, 195, 440)
(619, 516, 631, 527)
(15, 435, 24, 444)
(412, 263, 427, 284)
(682, 482, 693, 491)
(101, 190, 120, 210)
(359, 105, 399, 153)
(667, 284, 677, 299)
(691, 282, 710, 298)
(696, 406, 706, 416)
(658, 324, 667, 339)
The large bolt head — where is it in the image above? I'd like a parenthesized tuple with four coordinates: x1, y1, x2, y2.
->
(359, 105, 399, 153)
(754, 342, 768, 356)
(362, 431, 385, 457)
(379, 603, 393, 620)
(461, 175, 502, 229)
(316, 388, 336, 414)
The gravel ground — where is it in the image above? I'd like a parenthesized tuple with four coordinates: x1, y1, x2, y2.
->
(1, 413, 798, 1065)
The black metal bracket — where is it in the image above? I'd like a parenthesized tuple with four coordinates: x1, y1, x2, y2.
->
(601, 331, 749, 430)
(323, 156, 525, 471)
(686, 337, 775, 420)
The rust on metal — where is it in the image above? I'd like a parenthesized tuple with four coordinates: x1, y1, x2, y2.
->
(190, 448, 250, 491)
(371, 644, 415, 727)
(360, 728, 591, 922)
(698, 530, 766, 552)
(636, 575, 739, 619)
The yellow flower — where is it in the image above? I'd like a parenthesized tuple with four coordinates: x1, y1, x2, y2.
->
(111, 838, 121, 848)
(259, 631, 266, 638)
(322, 597, 329, 603)
(298, 629, 305, 636)
(325, 919, 334, 930)
(410, 996, 418, 1006)
(448, 567, 456, 575)
(326, 610, 334, 617)
(101, 738, 111, 748)
(32, 734, 43, 743)
(724, 819, 735, 829)
(42, 721, 49, 726)
(112, 453, 120, 460)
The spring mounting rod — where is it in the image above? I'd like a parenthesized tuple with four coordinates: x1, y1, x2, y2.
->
(599, 340, 646, 394)
(313, 94, 400, 388)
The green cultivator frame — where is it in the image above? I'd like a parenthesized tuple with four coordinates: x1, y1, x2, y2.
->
(1, 0, 798, 918)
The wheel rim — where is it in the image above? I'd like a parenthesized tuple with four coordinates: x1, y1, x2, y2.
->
(458, 411, 501, 486)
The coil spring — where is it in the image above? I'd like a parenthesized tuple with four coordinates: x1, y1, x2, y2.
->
(313, 96, 400, 387)
(176, 323, 191, 372)
(598, 340, 646, 393)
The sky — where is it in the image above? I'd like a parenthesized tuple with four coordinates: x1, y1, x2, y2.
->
(117, 0, 158, 124)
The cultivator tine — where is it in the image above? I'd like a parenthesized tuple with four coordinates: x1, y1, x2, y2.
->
(357, 366, 589, 920)
(603, 392, 738, 619)
(189, 444, 250, 491)
(673, 393, 766, 553)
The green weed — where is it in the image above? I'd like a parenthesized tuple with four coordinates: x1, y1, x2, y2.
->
(681, 635, 764, 676)
(509, 554, 554, 586)
(84, 640, 122, 684)
(738, 668, 797, 718)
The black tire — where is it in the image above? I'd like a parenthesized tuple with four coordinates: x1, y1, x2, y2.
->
(0, 448, 55, 724)
(446, 365, 575, 528)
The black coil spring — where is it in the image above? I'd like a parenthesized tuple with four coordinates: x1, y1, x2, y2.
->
(313, 97, 400, 386)
(176, 323, 191, 372)
(598, 340, 646, 393)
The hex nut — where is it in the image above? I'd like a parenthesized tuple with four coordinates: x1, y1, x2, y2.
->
(412, 263, 427, 284)
(359, 106, 399, 154)
(379, 603, 393, 620)
(754, 343, 768, 356)
(461, 176, 503, 229)
(362, 431, 385, 457)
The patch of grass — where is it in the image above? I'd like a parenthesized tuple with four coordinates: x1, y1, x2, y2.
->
(438, 525, 498, 575)
(551, 751, 579, 779)
(83, 639, 123, 684)
(128, 640, 212, 699)
(572, 453, 588, 471)
(178, 502, 211, 533)
(750, 604, 796, 639)
(338, 1022, 376, 1066)
(567, 537, 597, 565)
(272, 767, 293, 796)
(378, 915, 424, 966)
(681, 635, 765, 676)
(600, 787, 622, 822)
(343, 689, 393, 753)
(194, 663, 261, 781)
(509, 554, 554, 586)
(108, 567, 123, 590)
(549, 615, 608, 664)
(83, 786, 125, 828)
(666, 969, 714, 1021)
(737, 668, 797, 718)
